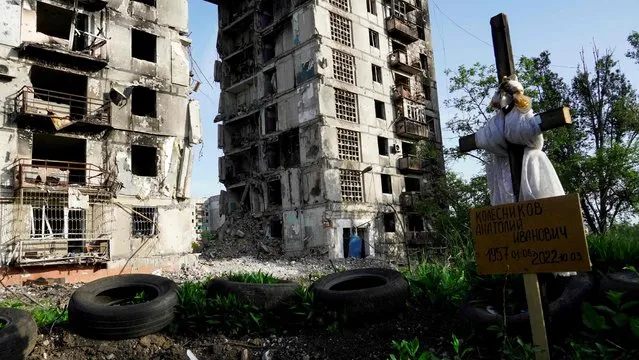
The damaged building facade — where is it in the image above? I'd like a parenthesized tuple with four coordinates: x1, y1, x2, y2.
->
(0, 0, 200, 282)
(211, 0, 444, 259)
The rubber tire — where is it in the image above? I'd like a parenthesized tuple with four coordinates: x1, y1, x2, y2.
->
(601, 270, 639, 299)
(206, 278, 301, 310)
(0, 308, 37, 360)
(460, 273, 594, 331)
(310, 268, 409, 318)
(68, 274, 178, 340)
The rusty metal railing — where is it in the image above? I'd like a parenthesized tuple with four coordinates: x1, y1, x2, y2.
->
(12, 237, 110, 266)
(12, 86, 110, 126)
(13, 158, 109, 190)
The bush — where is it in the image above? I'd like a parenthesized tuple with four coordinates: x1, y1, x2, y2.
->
(405, 260, 470, 309)
(0, 299, 67, 328)
(588, 223, 639, 272)
(223, 270, 279, 284)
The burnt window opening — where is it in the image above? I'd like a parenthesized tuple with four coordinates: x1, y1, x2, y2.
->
(280, 131, 300, 167)
(265, 105, 277, 134)
(395, 73, 410, 88)
(263, 36, 276, 63)
(342, 228, 367, 259)
(264, 69, 277, 96)
(417, 26, 426, 41)
(402, 142, 416, 155)
(132, 207, 157, 236)
(374, 100, 385, 119)
(267, 179, 282, 207)
(132, 29, 157, 63)
(131, 86, 157, 117)
(407, 214, 425, 231)
(392, 41, 407, 52)
(131, 145, 158, 177)
(30, 66, 88, 121)
(36, 2, 74, 39)
(420, 54, 429, 73)
(383, 213, 396, 232)
(405, 177, 421, 192)
(378, 136, 388, 156)
(423, 82, 432, 101)
(133, 0, 156, 7)
(229, 186, 251, 212)
(372, 64, 382, 84)
(381, 174, 392, 194)
(270, 219, 283, 238)
(265, 143, 281, 169)
(32, 134, 87, 185)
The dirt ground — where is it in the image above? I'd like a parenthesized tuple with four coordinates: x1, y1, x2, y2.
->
(27, 302, 459, 360)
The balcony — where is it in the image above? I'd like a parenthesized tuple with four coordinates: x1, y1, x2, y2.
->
(12, 159, 110, 191)
(397, 155, 427, 174)
(385, 16, 419, 43)
(406, 231, 431, 246)
(399, 191, 422, 209)
(8, 237, 110, 266)
(11, 86, 111, 131)
(389, 50, 422, 75)
(394, 118, 430, 140)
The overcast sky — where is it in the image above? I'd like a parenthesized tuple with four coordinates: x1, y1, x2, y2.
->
(187, 0, 639, 198)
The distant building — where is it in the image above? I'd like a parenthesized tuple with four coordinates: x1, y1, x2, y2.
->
(193, 195, 223, 240)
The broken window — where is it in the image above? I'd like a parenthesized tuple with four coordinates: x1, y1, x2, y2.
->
(328, 0, 349, 12)
(340, 169, 363, 202)
(132, 0, 156, 7)
(131, 86, 157, 117)
(332, 50, 355, 84)
(393, 1, 408, 19)
(30, 66, 88, 121)
(280, 131, 301, 167)
(375, 100, 386, 119)
(36, 2, 74, 39)
(383, 213, 396, 232)
(407, 214, 425, 231)
(335, 88, 358, 123)
(369, 29, 379, 48)
(330, 12, 352, 47)
(395, 73, 410, 87)
(381, 174, 392, 194)
(270, 219, 283, 238)
(418, 26, 426, 41)
(337, 128, 360, 161)
(265, 105, 277, 134)
(263, 35, 276, 63)
(378, 136, 388, 156)
(265, 142, 281, 169)
(392, 41, 407, 52)
(402, 142, 416, 155)
(405, 177, 420, 192)
(420, 54, 429, 73)
(267, 179, 282, 207)
(372, 64, 382, 84)
(264, 69, 277, 96)
(131, 145, 158, 177)
(132, 29, 157, 63)
(423, 82, 432, 101)
(132, 207, 157, 236)
(32, 134, 87, 185)
(366, 0, 377, 15)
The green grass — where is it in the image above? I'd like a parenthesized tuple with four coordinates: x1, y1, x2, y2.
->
(588, 223, 639, 272)
(405, 260, 470, 309)
(223, 270, 279, 284)
(0, 299, 67, 328)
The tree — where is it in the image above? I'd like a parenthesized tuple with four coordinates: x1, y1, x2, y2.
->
(627, 31, 639, 64)
(444, 49, 639, 234)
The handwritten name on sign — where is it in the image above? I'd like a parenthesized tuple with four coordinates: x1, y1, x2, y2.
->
(470, 194, 591, 275)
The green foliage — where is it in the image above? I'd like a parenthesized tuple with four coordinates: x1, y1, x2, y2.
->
(0, 299, 67, 328)
(627, 31, 639, 64)
(191, 241, 202, 252)
(588, 223, 639, 271)
(224, 270, 279, 284)
(405, 260, 469, 309)
(0, 320, 5, 330)
(501, 337, 540, 360)
(388, 338, 438, 360)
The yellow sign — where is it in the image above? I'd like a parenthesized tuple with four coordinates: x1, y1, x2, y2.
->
(470, 194, 591, 275)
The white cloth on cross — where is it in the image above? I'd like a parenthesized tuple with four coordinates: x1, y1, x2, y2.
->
(475, 96, 575, 277)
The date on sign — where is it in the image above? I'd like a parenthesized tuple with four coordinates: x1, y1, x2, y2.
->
(486, 247, 584, 265)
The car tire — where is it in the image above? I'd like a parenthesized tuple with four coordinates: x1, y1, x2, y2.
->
(600, 270, 639, 299)
(0, 308, 37, 360)
(206, 278, 301, 310)
(68, 274, 178, 340)
(310, 268, 409, 318)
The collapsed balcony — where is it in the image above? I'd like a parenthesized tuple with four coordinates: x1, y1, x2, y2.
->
(219, 148, 259, 185)
(11, 86, 111, 131)
(385, 16, 419, 44)
(13, 159, 110, 191)
(389, 50, 422, 76)
(397, 155, 427, 174)
(221, 112, 260, 152)
(7, 237, 110, 266)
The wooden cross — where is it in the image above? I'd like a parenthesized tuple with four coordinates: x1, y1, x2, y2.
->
(458, 14, 573, 360)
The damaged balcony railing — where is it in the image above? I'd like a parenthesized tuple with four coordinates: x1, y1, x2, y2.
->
(8, 237, 110, 266)
(385, 16, 419, 43)
(13, 159, 109, 190)
(388, 50, 422, 75)
(12, 86, 110, 129)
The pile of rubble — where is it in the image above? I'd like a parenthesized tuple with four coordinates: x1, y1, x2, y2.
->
(200, 211, 282, 260)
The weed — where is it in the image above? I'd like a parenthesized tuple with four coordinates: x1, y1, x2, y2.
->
(223, 270, 279, 284)
(588, 224, 639, 271)
(0, 299, 67, 328)
(388, 338, 438, 360)
(191, 241, 202, 253)
(450, 334, 473, 360)
(405, 260, 469, 309)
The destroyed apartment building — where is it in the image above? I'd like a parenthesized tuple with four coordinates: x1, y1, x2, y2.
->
(0, 0, 201, 284)
(210, 0, 445, 259)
